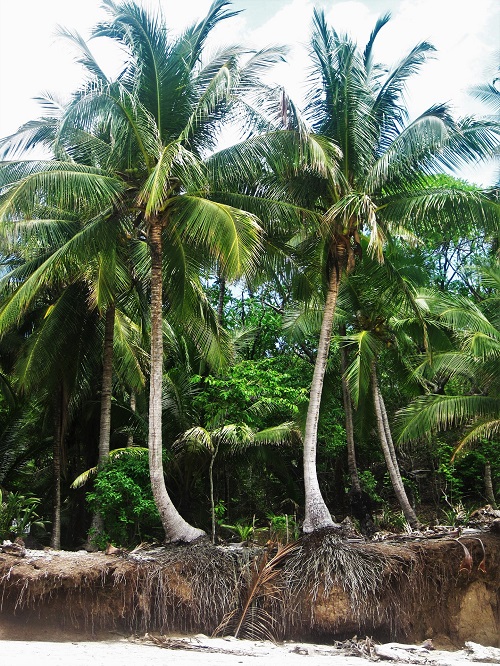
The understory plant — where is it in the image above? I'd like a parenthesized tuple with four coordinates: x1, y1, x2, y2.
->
(86, 452, 163, 548)
(0, 489, 46, 540)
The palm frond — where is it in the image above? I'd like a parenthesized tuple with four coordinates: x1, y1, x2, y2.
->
(167, 195, 262, 279)
(344, 330, 381, 408)
(397, 393, 500, 443)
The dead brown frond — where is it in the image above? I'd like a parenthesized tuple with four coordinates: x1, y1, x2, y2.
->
(214, 541, 300, 641)
(456, 537, 487, 574)
(454, 539, 473, 575)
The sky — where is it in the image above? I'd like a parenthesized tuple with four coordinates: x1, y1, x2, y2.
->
(0, 0, 498, 183)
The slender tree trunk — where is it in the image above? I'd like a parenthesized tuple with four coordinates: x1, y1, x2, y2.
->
(87, 303, 116, 544)
(302, 271, 341, 533)
(51, 383, 68, 550)
(209, 443, 219, 544)
(371, 364, 421, 530)
(148, 217, 205, 543)
(217, 264, 225, 327)
(484, 461, 498, 509)
(339, 326, 361, 493)
(98, 303, 115, 463)
(127, 391, 136, 447)
(379, 391, 400, 475)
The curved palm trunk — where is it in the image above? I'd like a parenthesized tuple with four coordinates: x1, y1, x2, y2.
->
(87, 303, 116, 543)
(149, 217, 205, 543)
(371, 364, 420, 530)
(302, 271, 341, 533)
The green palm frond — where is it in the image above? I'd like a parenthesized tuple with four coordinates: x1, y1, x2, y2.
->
(381, 186, 499, 237)
(0, 161, 125, 220)
(138, 142, 206, 217)
(179, 63, 232, 146)
(455, 419, 500, 456)
(470, 82, 500, 114)
(167, 195, 262, 279)
(366, 108, 450, 191)
(371, 41, 437, 135)
(252, 422, 301, 447)
(397, 393, 500, 444)
(344, 330, 381, 408)
(113, 309, 147, 392)
(0, 216, 118, 332)
(57, 27, 109, 85)
(71, 446, 148, 488)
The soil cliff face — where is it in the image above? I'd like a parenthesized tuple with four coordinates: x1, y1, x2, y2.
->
(0, 532, 498, 646)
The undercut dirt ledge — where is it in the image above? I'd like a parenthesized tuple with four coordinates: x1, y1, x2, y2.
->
(0, 531, 498, 647)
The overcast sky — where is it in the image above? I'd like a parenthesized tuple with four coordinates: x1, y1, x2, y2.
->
(0, 0, 498, 182)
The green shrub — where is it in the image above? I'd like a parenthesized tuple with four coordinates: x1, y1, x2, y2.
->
(0, 490, 47, 541)
(86, 451, 163, 547)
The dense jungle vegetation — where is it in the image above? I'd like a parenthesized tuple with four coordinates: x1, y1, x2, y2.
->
(0, 0, 498, 550)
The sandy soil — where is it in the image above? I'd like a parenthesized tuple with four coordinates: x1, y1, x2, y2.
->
(2, 635, 500, 666)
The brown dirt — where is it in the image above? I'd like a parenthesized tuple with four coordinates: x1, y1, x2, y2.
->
(0, 532, 498, 646)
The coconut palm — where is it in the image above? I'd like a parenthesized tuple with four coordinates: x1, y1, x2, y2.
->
(397, 265, 500, 457)
(338, 248, 437, 529)
(286, 10, 500, 532)
(0, 0, 292, 542)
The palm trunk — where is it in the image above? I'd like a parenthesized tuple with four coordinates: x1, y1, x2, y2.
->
(302, 271, 341, 533)
(484, 461, 498, 509)
(98, 303, 115, 463)
(217, 264, 225, 327)
(51, 383, 68, 549)
(340, 326, 361, 493)
(88, 303, 116, 543)
(371, 364, 420, 530)
(148, 217, 205, 543)
(127, 391, 136, 447)
(209, 443, 219, 544)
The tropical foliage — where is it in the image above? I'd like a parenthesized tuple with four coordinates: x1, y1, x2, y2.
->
(0, 1, 498, 549)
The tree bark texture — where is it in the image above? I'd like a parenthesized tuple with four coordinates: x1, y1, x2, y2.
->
(127, 391, 136, 447)
(371, 364, 421, 530)
(209, 444, 219, 544)
(51, 383, 68, 550)
(339, 327, 361, 493)
(302, 271, 341, 533)
(148, 217, 205, 543)
(217, 265, 225, 327)
(98, 303, 115, 464)
(485, 461, 498, 509)
(87, 303, 116, 544)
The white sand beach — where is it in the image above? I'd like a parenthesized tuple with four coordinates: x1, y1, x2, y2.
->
(2, 635, 500, 666)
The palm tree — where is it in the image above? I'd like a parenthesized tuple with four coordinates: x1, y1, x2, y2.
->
(175, 421, 299, 543)
(288, 10, 499, 532)
(397, 265, 500, 457)
(339, 249, 434, 528)
(0, 0, 287, 542)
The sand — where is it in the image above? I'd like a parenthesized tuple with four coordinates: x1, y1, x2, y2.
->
(1, 635, 500, 666)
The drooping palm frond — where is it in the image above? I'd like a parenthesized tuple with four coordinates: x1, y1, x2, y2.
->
(70, 446, 148, 488)
(167, 195, 262, 279)
(0, 161, 125, 220)
(343, 330, 381, 408)
(397, 393, 500, 445)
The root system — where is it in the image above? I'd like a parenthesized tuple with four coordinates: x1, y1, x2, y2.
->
(0, 532, 498, 646)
